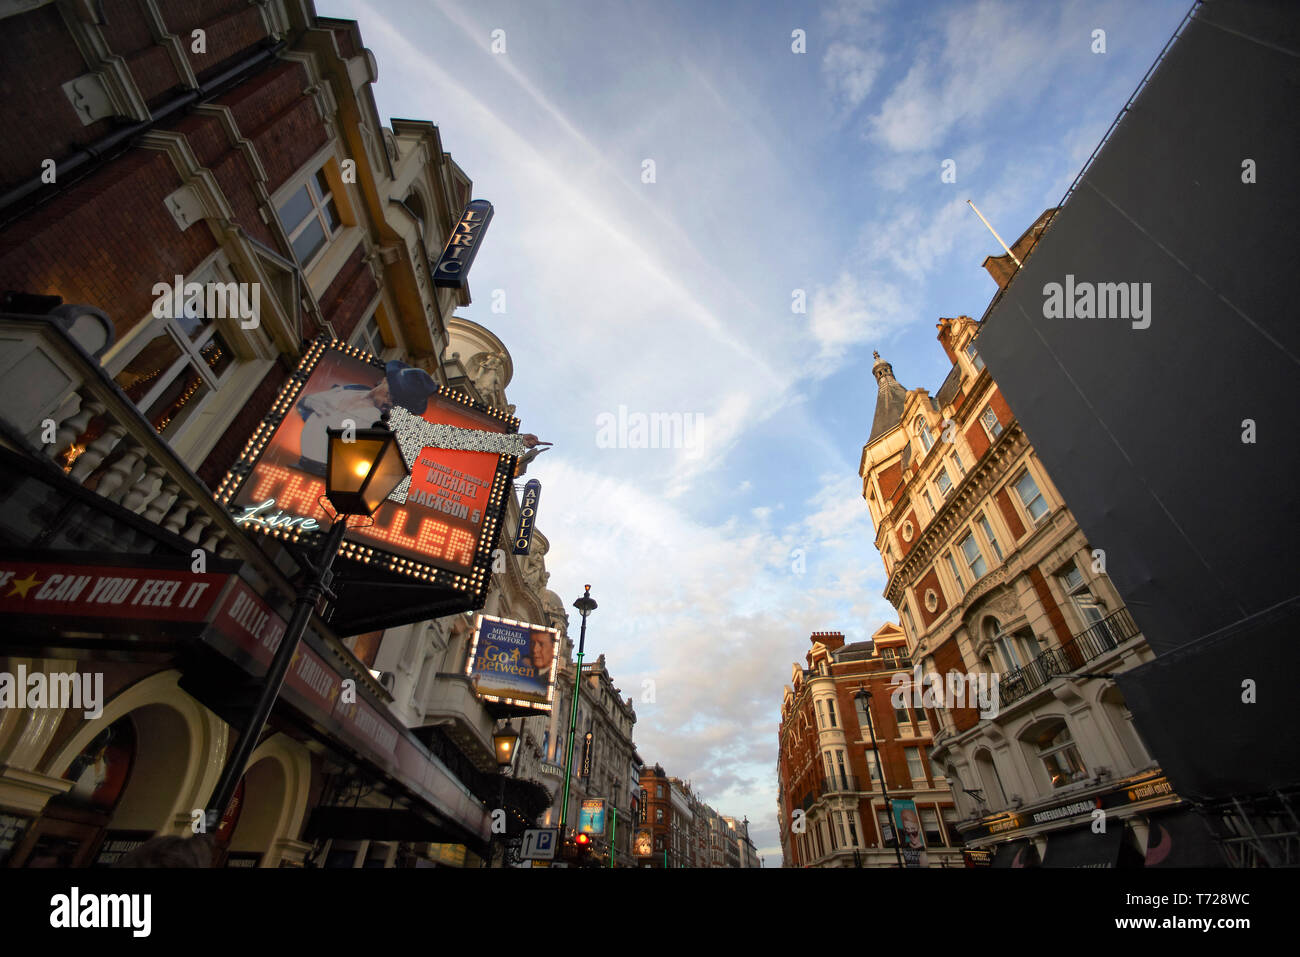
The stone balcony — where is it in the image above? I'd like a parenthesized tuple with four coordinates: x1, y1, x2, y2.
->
(1, 309, 253, 561)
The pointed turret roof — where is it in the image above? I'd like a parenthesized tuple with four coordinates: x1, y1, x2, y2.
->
(868, 351, 908, 443)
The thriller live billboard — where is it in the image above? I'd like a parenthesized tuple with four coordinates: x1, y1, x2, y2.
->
(216, 339, 519, 630)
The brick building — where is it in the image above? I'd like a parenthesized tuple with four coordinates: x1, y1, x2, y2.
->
(778, 629, 961, 867)
(0, 0, 557, 868)
(854, 246, 1208, 866)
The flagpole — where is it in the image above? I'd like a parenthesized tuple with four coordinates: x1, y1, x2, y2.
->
(967, 199, 1022, 267)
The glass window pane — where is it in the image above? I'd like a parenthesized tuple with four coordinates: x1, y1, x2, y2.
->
(982, 407, 1002, 437)
(315, 167, 333, 201)
(291, 216, 327, 265)
(177, 287, 210, 340)
(143, 362, 210, 436)
(978, 514, 1003, 560)
(279, 184, 314, 233)
(322, 197, 342, 232)
(114, 332, 183, 405)
(201, 330, 233, 378)
(946, 552, 964, 593)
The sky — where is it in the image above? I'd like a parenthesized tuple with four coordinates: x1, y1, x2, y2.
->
(325, 0, 1192, 864)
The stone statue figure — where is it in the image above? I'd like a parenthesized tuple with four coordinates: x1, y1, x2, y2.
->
(468, 351, 509, 408)
(520, 537, 548, 593)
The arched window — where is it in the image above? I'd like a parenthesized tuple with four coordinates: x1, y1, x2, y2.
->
(404, 188, 428, 228)
(914, 416, 935, 453)
(1028, 720, 1088, 789)
(973, 748, 1006, 807)
(985, 618, 1038, 671)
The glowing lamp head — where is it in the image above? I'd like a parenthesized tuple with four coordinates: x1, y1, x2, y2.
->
(575, 833, 590, 846)
(493, 720, 520, 769)
(573, 584, 597, 619)
(324, 419, 409, 516)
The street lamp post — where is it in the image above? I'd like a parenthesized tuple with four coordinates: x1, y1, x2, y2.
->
(609, 806, 617, 868)
(205, 419, 409, 828)
(492, 720, 520, 868)
(558, 585, 596, 837)
(855, 683, 905, 868)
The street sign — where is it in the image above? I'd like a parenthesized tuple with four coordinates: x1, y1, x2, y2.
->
(520, 828, 559, 861)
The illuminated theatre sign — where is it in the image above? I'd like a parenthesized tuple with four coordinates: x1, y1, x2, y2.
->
(465, 613, 560, 716)
(216, 339, 519, 616)
(432, 199, 493, 289)
(512, 479, 541, 555)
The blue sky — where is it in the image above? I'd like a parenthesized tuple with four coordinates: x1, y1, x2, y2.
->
(327, 0, 1191, 863)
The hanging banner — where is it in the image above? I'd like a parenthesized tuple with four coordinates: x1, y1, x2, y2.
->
(465, 613, 560, 714)
(579, 799, 607, 836)
(892, 799, 929, 868)
(512, 479, 541, 554)
(432, 199, 494, 288)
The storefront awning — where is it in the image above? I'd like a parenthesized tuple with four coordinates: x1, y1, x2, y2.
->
(991, 839, 1039, 868)
(304, 806, 470, 844)
(1144, 808, 1227, 867)
(1041, 824, 1122, 868)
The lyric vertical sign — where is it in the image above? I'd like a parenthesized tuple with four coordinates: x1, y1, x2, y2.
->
(432, 199, 494, 288)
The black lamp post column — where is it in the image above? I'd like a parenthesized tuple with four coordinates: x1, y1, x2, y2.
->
(558, 585, 596, 836)
(206, 415, 408, 830)
(206, 516, 349, 827)
(856, 685, 905, 868)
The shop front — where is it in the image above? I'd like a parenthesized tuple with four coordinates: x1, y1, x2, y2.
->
(959, 771, 1217, 868)
(0, 444, 490, 867)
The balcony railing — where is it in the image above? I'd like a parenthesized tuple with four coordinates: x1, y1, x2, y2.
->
(998, 607, 1141, 707)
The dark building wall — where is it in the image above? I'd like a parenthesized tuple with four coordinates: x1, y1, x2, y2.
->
(974, 0, 1300, 804)
(975, 0, 1300, 655)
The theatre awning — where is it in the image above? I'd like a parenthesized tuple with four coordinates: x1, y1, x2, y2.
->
(1042, 824, 1122, 868)
(1144, 808, 1227, 867)
(304, 806, 473, 844)
(991, 839, 1039, 868)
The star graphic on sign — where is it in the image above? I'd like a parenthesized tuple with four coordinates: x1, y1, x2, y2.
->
(8, 572, 42, 598)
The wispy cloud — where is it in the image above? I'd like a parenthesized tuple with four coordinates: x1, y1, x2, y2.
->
(334, 0, 1195, 862)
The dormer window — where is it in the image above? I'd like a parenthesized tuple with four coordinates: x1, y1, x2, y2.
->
(965, 341, 985, 372)
(914, 417, 935, 453)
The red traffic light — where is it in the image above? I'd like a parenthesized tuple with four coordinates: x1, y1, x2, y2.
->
(575, 833, 591, 845)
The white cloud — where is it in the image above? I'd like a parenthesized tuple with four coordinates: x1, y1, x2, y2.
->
(822, 42, 884, 112)
(807, 271, 906, 362)
(868, 0, 1059, 152)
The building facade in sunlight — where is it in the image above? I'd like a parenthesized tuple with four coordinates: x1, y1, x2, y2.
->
(634, 763, 756, 867)
(854, 271, 1218, 866)
(532, 650, 640, 867)
(777, 628, 961, 868)
(0, 0, 557, 868)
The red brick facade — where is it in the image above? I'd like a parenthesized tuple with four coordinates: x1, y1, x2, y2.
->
(778, 630, 958, 867)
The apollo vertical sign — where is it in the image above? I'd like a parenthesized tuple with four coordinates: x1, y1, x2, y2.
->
(432, 199, 493, 288)
(512, 479, 541, 554)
